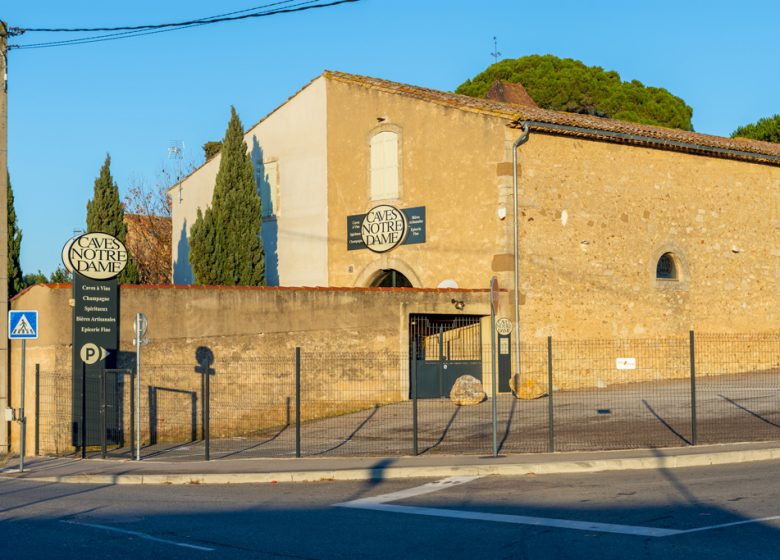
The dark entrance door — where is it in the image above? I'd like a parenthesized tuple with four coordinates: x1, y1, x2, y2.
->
(410, 314, 482, 398)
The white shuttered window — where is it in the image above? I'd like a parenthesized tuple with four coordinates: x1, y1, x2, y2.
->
(370, 131, 399, 200)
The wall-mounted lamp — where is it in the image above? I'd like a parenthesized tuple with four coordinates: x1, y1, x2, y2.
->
(451, 298, 465, 311)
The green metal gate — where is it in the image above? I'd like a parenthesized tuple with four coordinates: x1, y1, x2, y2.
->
(410, 314, 483, 398)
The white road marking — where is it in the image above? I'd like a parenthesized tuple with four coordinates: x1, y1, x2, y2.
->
(337, 476, 780, 538)
(341, 501, 681, 537)
(340, 476, 481, 506)
(674, 515, 780, 535)
(61, 520, 215, 552)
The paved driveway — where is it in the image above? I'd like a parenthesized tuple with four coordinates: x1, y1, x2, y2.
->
(90, 370, 780, 461)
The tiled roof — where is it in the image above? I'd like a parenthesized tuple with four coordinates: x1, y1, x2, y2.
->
(485, 80, 538, 108)
(325, 71, 780, 166)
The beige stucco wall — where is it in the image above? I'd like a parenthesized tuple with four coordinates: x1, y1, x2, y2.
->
(326, 77, 512, 291)
(171, 76, 329, 286)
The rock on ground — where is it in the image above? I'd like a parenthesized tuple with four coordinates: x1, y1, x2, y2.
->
(450, 375, 487, 406)
(510, 374, 548, 400)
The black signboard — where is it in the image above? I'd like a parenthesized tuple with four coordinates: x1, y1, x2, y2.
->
(71, 275, 120, 446)
(498, 333, 511, 392)
(347, 206, 426, 251)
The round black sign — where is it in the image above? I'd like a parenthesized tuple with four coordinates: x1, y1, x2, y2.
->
(360, 205, 408, 253)
(66, 232, 129, 280)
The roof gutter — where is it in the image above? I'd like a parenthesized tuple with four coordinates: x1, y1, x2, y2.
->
(511, 123, 530, 379)
(514, 120, 780, 165)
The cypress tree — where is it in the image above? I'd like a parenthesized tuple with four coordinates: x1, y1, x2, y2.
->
(86, 154, 139, 284)
(7, 174, 23, 297)
(190, 107, 264, 286)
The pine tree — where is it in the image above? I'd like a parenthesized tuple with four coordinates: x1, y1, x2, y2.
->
(86, 154, 139, 284)
(7, 174, 23, 297)
(731, 114, 780, 143)
(189, 107, 264, 286)
(456, 54, 693, 131)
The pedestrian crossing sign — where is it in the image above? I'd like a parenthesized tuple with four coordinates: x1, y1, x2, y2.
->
(9, 310, 38, 340)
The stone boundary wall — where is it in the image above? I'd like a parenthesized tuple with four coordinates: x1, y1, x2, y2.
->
(7, 285, 778, 454)
(8, 284, 492, 454)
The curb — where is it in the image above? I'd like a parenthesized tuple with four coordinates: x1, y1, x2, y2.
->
(7, 447, 780, 485)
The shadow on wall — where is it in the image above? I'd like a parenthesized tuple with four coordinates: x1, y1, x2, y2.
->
(173, 218, 194, 285)
(251, 136, 279, 286)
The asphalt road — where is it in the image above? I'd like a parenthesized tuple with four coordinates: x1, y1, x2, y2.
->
(1, 461, 779, 559)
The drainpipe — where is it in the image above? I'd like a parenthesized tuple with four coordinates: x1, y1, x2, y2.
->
(512, 123, 530, 379)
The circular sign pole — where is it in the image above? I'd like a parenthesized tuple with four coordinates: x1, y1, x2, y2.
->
(133, 313, 148, 461)
(489, 276, 499, 457)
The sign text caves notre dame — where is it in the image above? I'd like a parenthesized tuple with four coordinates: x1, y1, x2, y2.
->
(64, 232, 128, 448)
(347, 205, 426, 252)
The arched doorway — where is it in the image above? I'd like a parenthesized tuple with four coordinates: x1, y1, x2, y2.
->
(369, 269, 413, 288)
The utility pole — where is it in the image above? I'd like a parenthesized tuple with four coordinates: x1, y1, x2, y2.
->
(0, 20, 10, 455)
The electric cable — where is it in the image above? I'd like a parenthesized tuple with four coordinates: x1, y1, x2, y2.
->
(9, 0, 359, 50)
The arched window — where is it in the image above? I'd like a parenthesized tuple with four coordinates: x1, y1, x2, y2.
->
(370, 269, 412, 288)
(656, 253, 678, 280)
(370, 130, 399, 200)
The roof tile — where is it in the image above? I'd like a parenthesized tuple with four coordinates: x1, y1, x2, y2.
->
(325, 71, 780, 165)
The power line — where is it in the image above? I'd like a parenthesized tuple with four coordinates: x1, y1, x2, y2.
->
(9, 0, 360, 50)
(12, 0, 303, 33)
(12, 21, 219, 50)
(11, 0, 326, 33)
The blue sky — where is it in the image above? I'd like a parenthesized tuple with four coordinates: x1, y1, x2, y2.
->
(4, 0, 778, 277)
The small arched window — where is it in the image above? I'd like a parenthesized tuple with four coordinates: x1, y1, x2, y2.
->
(656, 253, 678, 280)
(370, 130, 399, 200)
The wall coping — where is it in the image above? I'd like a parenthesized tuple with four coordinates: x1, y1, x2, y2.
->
(12, 283, 496, 302)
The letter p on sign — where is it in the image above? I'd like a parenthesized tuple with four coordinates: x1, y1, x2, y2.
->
(80, 342, 108, 365)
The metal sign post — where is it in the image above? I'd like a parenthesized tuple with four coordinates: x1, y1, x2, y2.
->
(19, 339, 25, 471)
(133, 313, 148, 461)
(489, 277, 499, 457)
(9, 310, 39, 473)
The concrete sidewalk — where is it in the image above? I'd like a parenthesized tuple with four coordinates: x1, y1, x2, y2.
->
(2, 441, 780, 485)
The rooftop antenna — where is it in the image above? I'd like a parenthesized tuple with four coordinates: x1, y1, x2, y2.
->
(168, 141, 184, 202)
(491, 36, 501, 64)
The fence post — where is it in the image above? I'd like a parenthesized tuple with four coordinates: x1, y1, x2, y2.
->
(129, 370, 135, 460)
(689, 330, 698, 446)
(295, 347, 301, 458)
(81, 362, 87, 459)
(547, 336, 555, 453)
(34, 364, 39, 456)
(203, 357, 210, 461)
(412, 348, 418, 456)
(100, 369, 108, 459)
(100, 370, 107, 460)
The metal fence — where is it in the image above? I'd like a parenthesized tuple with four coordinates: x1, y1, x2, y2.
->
(30, 332, 780, 461)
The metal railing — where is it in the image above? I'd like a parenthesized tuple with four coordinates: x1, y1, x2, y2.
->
(28, 331, 779, 461)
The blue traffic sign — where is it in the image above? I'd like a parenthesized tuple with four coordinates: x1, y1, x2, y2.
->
(9, 310, 38, 340)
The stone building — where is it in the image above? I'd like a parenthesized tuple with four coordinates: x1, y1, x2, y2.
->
(171, 71, 780, 339)
(6, 73, 780, 454)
